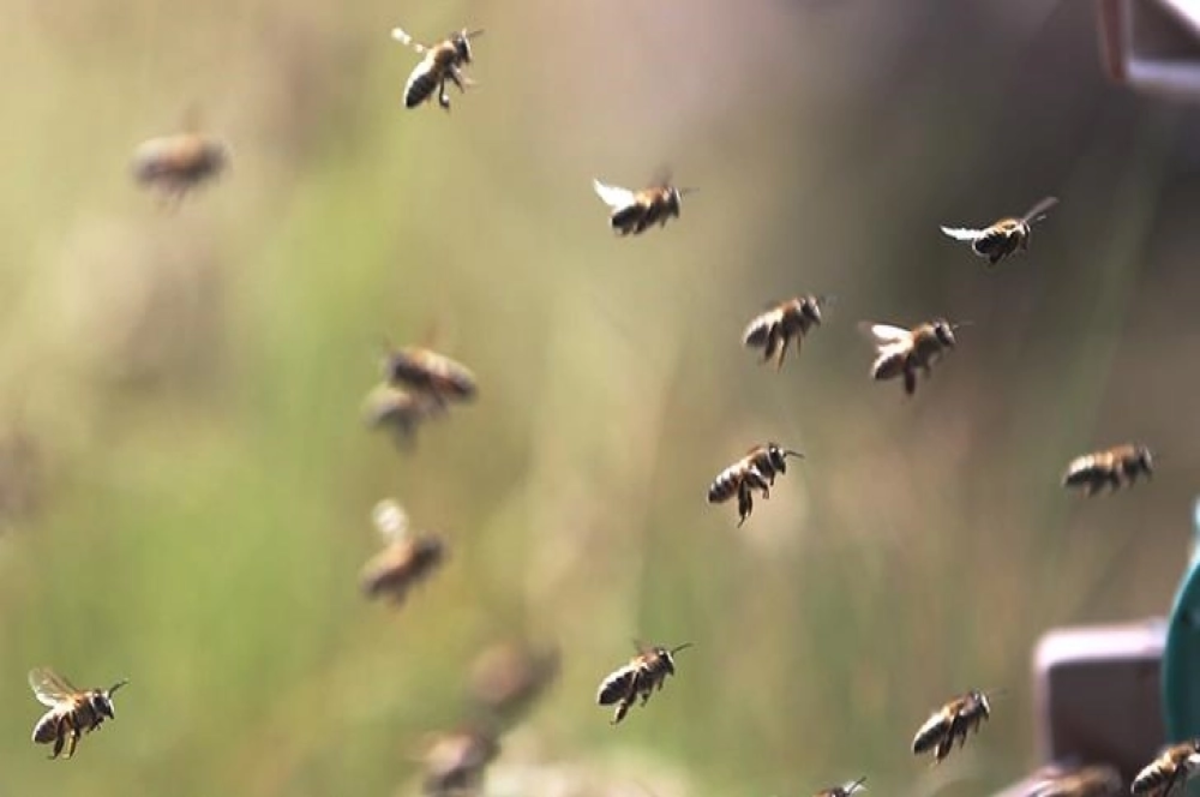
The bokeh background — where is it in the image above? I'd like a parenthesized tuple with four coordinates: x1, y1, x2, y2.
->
(2, 0, 1200, 794)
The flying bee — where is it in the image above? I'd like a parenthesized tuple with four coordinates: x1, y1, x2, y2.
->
(467, 639, 561, 728)
(1062, 443, 1153, 496)
(814, 777, 868, 797)
(592, 177, 697, 236)
(707, 443, 803, 526)
(596, 641, 692, 725)
(912, 689, 998, 765)
(1132, 740, 1200, 797)
(421, 724, 500, 796)
(361, 383, 446, 450)
(360, 499, 447, 605)
(940, 196, 1059, 266)
(131, 133, 229, 201)
(381, 342, 478, 406)
(861, 319, 963, 396)
(1026, 763, 1123, 797)
(743, 295, 832, 370)
(28, 667, 128, 759)
(390, 26, 482, 111)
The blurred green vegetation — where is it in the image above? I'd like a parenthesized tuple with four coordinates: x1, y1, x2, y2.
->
(2, 1, 1200, 795)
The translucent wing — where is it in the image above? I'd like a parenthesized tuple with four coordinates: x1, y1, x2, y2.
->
(390, 27, 429, 54)
(592, 179, 636, 210)
(939, 225, 984, 242)
(858, 322, 911, 346)
(1021, 195, 1059, 223)
(28, 667, 78, 706)
(372, 498, 410, 543)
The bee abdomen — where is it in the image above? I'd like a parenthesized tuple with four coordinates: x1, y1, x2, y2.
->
(1131, 767, 1169, 796)
(871, 351, 908, 381)
(32, 713, 60, 744)
(707, 471, 739, 503)
(596, 669, 635, 706)
(610, 204, 646, 235)
(912, 718, 947, 755)
(404, 68, 440, 108)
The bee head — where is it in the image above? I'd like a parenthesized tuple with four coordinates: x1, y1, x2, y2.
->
(931, 319, 957, 348)
(670, 186, 699, 218)
(659, 642, 693, 673)
(1136, 446, 1154, 475)
(766, 444, 804, 473)
(453, 29, 483, 62)
(94, 680, 127, 719)
(800, 296, 824, 325)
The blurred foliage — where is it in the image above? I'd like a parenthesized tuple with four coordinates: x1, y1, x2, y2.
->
(2, 0, 1200, 795)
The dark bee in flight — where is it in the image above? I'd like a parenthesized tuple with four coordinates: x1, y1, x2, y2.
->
(707, 443, 803, 526)
(940, 196, 1058, 266)
(861, 319, 962, 396)
(596, 641, 692, 725)
(360, 500, 447, 605)
(28, 667, 128, 759)
(381, 343, 478, 407)
(1026, 763, 1123, 797)
(814, 777, 868, 797)
(743, 295, 831, 370)
(421, 724, 500, 797)
(361, 383, 446, 450)
(1132, 740, 1200, 797)
(592, 178, 697, 236)
(131, 132, 229, 201)
(390, 26, 483, 111)
(912, 689, 997, 765)
(1062, 444, 1153, 496)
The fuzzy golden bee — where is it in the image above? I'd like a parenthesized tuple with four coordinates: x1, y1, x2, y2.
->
(1132, 740, 1200, 797)
(912, 689, 996, 764)
(131, 133, 229, 200)
(382, 344, 478, 406)
(940, 196, 1058, 266)
(814, 777, 868, 797)
(360, 499, 447, 605)
(861, 319, 962, 396)
(28, 667, 128, 759)
(1027, 763, 1123, 797)
(421, 724, 500, 796)
(743, 295, 831, 370)
(707, 443, 803, 526)
(596, 641, 692, 725)
(592, 178, 697, 236)
(390, 26, 482, 111)
(1062, 444, 1153, 496)
(361, 383, 446, 450)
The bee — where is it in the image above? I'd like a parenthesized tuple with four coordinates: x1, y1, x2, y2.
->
(814, 777, 868, 797)
(361, 383, 446, 450)
(742, 295, 831, 370)
(360, 499, 447, 605)
(596, 641, 692, 725)
(1132, 740, 1200, 797)
(381, 343, 478, 407)
(592, 177, 697, 236)
(131, 133, 229, 200)
(1062, 444, 1153, 496)
(28, 667, 128, 759)
(707, 443, 803, 526)
(421, 724, 500, 796)
(861, 319, 962, 396)
(912, 689, 997, 764)
(466, 640, 561, 727)
(940, 196, 1059, 266)
(1026, 763, 1123, 797)
(390, 26, 483, 111)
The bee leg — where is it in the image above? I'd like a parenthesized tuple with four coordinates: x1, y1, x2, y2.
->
(903, 368, 917, 396)
(65, 728, 79, 759)
(775, 336, 790, 371)
(736, 486, 753, 526)
(50, 729, 64, 759)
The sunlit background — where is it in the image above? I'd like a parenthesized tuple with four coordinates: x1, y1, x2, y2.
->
(2, 0, 1200, 794)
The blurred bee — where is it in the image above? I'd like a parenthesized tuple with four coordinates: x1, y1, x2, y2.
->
(381, 343, 478, 406)
(940, 196, 1058, 266)
(1062, 444, 1153, 496)
(1026, 763, 1123, 797)
(1132, 740, 1200, 797)
(467, 639, 560, 728)
(912, 689, 997, 765)
(421, 724, 500, 796)
(360, 499, 447, 605)
(592, 177, 697, 236)
(861, 319, 962, 396)
(814, 777, 868, 797)
(390, 26, 483, 111)
(131, 133, 229, 201)
(596, 641, 692, 725)
(28, 667, 128, 759)
(361, 383, 446, 450)
(742, 295, 832, 370)
(707, 443, 803, 526)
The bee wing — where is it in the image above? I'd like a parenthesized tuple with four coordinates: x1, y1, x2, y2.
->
(28, 667, 78, 706)
(372, 499, 410, 543)
(939, 225, 985, 242)
(1021, 195, 1059, 224)
(858, 322, 911, 346)
(592, 179, 637, 210)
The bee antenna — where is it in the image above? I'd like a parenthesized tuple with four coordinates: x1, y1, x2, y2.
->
(816, 294, 837, 307)
(108, 679, 130, 695)
(783, 449, 805, 460)
(677, 187, 699, 196)
(982, 686, 1008, 701)
(464, 28, 485, 39)
(951, 320, 974, 331)
(669, 642, 694, 655)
